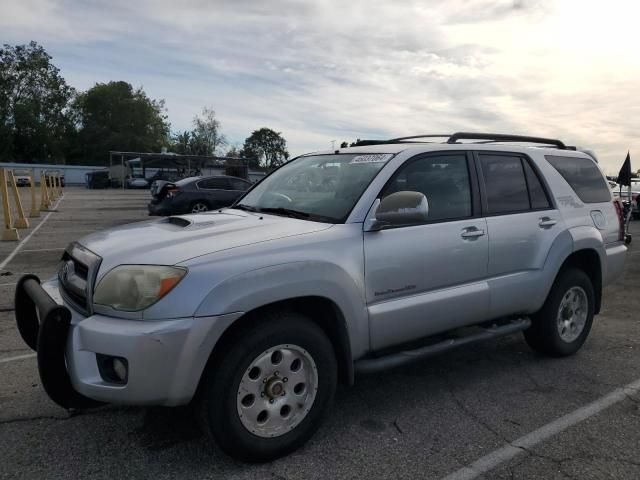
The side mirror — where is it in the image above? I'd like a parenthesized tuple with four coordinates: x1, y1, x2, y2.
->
(368, 191, 429, 231)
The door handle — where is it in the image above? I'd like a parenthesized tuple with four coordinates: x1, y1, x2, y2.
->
(461, 228, 485, 239)
(538, 217, 557, 228)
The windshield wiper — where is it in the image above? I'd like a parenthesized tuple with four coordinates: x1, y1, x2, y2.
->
(232, 204, 260, 212)
(258, 207, 338, 223)
(258, 207, 311, 219)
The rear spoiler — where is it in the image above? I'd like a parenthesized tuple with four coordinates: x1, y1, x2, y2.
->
(577, 148, 599, 163)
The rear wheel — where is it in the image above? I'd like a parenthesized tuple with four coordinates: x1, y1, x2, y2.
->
(524, 267, 595, 357)
(199, 312, 337, 462)
(190, 201, 209, 213)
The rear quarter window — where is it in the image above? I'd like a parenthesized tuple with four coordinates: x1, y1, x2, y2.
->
(545, 155, 611, 203)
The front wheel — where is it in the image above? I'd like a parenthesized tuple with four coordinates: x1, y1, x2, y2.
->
(199, 312, 337, 462)
(524, 267, 595, 357)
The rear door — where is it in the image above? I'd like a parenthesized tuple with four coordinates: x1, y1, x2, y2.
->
(364, 152, 490, 350)
(197, 178, 237, 208)
(227, 178, 252, 203)
(475, 152, 563, 318)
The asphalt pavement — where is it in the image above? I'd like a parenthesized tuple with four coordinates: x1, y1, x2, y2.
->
(1, 188, 638, 479)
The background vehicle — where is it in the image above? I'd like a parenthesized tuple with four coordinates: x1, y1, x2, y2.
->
(147, 175, 251, 215)
(85, 170, 110, 189)
(149, 173, 184, 197)
(13, 169, 32, 186)
(147, 171, 182, 184)
(613, 187, 640, 219)
(15, 133, 627, 462)
(125, 174, 150, 189)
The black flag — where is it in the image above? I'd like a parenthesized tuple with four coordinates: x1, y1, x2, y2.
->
(617, 152, 632, 187)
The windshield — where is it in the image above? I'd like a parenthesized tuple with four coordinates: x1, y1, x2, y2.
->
(236, 153, 393, 222)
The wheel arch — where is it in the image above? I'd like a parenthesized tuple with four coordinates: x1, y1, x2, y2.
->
(200, 296, 354, 392)
(557, 248, 603, 314)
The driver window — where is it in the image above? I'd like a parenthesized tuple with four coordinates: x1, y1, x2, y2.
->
(381, 154, 472, 222)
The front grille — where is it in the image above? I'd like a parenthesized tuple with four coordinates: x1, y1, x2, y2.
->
(58, 243, 101, 315)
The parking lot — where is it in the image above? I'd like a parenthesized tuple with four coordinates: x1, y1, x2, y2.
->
(1, 187, 639, 479)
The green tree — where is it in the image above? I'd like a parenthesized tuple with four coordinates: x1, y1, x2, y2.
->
(243, 128, 289, 169)
(191, 107, 226, 155)
(224, 145, 243, 158)
(171, 130, 192, 154)
(72, 81, 169, 165)
(0, 41, 75, 163)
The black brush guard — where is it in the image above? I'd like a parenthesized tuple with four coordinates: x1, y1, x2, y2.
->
(14, 274, 102, 409)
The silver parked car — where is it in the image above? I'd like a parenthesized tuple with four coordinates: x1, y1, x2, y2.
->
(15, 133, 627, 461)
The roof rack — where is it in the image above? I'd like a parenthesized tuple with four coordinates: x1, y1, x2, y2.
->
(388, 134, 451, 142)
(447, 132, 567, 149)
(352, 132, 568, 150)
(353, 134, 450, 146)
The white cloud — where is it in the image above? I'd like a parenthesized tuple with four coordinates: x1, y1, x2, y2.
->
(1, 0, 638, 172)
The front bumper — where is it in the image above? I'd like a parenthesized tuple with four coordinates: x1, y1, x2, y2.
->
(15, 276, 241, 408)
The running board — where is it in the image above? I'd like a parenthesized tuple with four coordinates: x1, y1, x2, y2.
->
(354, 317, 531, 375)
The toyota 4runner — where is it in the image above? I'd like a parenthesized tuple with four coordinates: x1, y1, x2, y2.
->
(15, 132, 627, 461)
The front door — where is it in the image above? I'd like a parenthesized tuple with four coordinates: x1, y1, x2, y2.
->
(364, 152, 490, 351)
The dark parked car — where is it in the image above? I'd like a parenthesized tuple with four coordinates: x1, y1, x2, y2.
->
(86, 170, 110, 189)
(148, 175, 251, 215)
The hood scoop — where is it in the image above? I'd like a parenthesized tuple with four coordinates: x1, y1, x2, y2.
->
(164, 216, 220, 230)
(166, 216, 192, 228)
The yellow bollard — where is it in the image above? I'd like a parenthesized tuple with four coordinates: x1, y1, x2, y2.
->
(40, 172, 51, 210)
(48, 172, 57, 201)
(1, 169, 19, 241)
(56, 172, 62, 197)
(9, 171, 29, 229)
(29, 169, 40, 218)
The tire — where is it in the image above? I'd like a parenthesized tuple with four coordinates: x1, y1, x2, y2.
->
(198, 312, 337, 462)
(190, 201, 210, 213)
(524, 267, 595, 357)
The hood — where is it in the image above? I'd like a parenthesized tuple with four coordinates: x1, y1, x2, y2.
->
(77, 210, 333, 275)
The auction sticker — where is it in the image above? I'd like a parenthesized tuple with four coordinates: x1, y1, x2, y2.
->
(350, 154, 393, 164)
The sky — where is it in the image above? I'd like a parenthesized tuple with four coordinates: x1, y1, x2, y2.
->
(1, 0, 638, 174)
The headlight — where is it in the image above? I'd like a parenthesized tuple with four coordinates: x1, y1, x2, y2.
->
(93, 265, 187, 312)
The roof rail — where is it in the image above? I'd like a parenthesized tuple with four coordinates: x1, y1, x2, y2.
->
(352, 132, 568, 150)
(388, 134, 451, 142)
(447, 132, 567, 149)
(352, 134, 451, 147)
(351, 139, 393, 146)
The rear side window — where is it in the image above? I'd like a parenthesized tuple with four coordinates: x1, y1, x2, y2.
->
(522, 161, 550, 209)
(545, 155, 611, 203)
(479, 155, 530, 214)
(198, 178, 229, 190)
(229, 178, 250, 190)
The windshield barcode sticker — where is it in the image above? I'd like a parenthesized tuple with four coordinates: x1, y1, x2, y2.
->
(350, 154, 393, 164)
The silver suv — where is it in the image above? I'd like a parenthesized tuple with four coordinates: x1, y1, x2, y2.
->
(15, 133, 627, 461)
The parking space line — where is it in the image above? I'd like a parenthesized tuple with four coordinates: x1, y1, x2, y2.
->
(0, 353, 36, 364)
(0, 196, 63, 271)
(441, 377, 640, 480)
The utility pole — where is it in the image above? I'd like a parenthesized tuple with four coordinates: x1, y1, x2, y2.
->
(331, 140, 336, 150)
